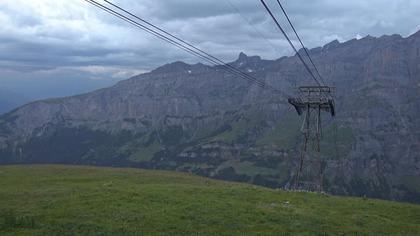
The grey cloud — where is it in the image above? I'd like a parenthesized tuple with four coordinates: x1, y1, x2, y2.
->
(1, 0, 420, 80)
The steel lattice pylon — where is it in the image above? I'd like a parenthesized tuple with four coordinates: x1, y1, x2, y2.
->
(288, 86, 335, 191)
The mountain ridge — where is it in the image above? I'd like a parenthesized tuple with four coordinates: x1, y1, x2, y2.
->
(0, 31, 419, 203)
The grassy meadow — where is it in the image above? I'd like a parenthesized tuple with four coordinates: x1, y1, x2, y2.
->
(0, 165, 419, 235)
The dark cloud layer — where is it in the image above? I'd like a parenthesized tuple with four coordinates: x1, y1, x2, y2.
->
(0, 0, 419, 94)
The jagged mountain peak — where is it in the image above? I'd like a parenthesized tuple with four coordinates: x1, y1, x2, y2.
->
(360, 35, 375, 40)
(152, 61, 209, 74)
(1, 32, 419, 203)
(237, 52, 261, 61)
(154, 61, 191, 72)
(409, 29, 420, 38)
(232, 52, 262, 69)
(323, 39, 340, 50)
(238, 52, 248, 60)
(379, 34, 402, 40)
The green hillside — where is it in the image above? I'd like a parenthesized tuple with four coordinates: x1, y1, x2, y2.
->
(0, 165, 419, 235)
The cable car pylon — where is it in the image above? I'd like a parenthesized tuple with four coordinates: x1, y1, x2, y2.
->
(288, 86, 335, 191)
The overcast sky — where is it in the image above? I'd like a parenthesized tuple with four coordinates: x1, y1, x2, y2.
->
(0, 0, 419, 97)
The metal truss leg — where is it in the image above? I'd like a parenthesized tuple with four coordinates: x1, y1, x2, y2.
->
(294, 106, 310, 190)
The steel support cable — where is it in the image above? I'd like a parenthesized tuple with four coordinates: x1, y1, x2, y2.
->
(103, 0, 286, 97)
(84, 1, 215, 67)
(93, 0, 289, 98)
(224, 0, 281, 54)
(275, 0, 327, 87)
(259, 0, 322, 88)
(85, 0, 270, 91)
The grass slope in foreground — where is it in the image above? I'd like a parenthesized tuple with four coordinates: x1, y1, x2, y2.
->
(0, 165, 419, 236)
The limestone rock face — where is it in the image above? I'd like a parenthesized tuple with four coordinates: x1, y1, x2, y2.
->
(1, 31, 420, 202)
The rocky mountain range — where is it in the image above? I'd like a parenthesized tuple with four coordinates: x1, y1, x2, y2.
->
(1, 31, 419, 203)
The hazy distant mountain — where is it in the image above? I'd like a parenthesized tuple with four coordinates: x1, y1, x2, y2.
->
(0, 76, 121, 103)
(0, 74, 123, 114)
(0, 31, 419, 203)
(0, 89, 30, 114)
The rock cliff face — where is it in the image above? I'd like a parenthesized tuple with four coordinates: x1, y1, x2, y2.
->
(1, 32, 419, 202)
